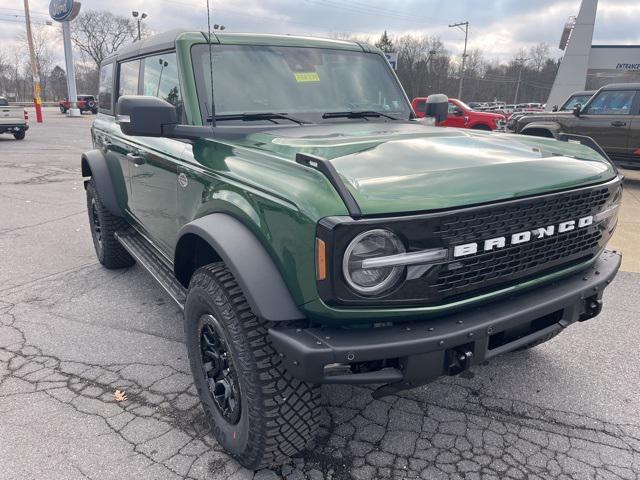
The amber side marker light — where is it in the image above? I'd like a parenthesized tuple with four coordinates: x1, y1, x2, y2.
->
(316, 238, 327, 281)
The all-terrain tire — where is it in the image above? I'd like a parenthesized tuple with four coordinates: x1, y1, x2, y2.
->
(86, 179, 135, 269)
(60, 106, 67, 114)
(471, 124, 492, 131)
(185, 263, 321, 469)
(13, 131, 25, 140)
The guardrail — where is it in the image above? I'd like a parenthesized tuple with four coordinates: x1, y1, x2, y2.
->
(8, 102, 60, 107)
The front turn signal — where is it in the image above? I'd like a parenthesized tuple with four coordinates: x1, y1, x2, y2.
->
(316, 238, 327, 281)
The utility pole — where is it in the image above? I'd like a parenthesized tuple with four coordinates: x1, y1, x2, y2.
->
(513, 57, 531, 104)
(449, 21, 469, 100)
(23, 0, 43, 123)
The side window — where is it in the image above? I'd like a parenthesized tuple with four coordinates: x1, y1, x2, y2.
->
(118, 60, 141, 97)
(98, 63, 114, 114)
(584, 90, 636, 115)
(448, 102, 458, 114)
(142, 52, 183, 120)
(414, 100, 426, 113)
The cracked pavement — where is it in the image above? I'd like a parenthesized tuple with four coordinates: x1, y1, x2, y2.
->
(1, 109, 640, 479)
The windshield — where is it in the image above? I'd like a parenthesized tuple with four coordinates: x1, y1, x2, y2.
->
(455, 99, 473, 111)
(192, 44, 411, 123)
(561, 94, 592, 111)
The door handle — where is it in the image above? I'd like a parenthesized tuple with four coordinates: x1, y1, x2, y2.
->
(126, 152, 145, 166)
(611, 121, 627, 127)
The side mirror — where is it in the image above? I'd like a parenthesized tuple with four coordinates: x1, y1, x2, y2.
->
(552, 105, 558, 112)
(116, 95, 177, 137)
(572, 104, 582, 117)
(424, 93, 449, 124)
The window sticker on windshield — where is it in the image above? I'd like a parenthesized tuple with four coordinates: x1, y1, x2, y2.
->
(294, 72, 320, 82)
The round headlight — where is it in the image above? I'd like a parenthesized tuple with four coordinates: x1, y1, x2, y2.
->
(342, 229, 405, 296)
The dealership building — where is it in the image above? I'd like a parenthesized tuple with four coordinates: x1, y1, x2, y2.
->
(546, 0, 640, 109)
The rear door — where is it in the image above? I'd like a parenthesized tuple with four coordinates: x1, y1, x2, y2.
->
(573, 89, 636, 158)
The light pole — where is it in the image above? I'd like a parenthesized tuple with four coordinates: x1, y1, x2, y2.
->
(156, 58, 168, 96)
(513, 57, 530, 104)
(448, 21, 469, 100)
(427, 49, 437, 92)
(132, 11, 147, 41)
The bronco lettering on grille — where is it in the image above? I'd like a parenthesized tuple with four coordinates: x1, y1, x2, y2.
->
(453, 215, 594, 258)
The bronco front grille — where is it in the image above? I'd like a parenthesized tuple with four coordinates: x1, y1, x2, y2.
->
(320, 177, 621, 307)
(434, 227, 602, 297)
(433, 187, 610, 244)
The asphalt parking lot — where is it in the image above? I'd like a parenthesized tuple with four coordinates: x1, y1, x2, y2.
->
(1, 108, 640, 480)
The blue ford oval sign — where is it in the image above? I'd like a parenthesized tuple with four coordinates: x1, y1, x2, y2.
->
(49, 0, 78, 22)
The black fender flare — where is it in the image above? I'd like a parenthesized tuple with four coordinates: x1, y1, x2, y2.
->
(81, 149, 125, 217)
(175, 214, 305, 322)
(519, 122, 561, 138)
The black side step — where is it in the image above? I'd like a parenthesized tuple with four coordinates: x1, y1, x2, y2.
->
(115, 231, 186, 309)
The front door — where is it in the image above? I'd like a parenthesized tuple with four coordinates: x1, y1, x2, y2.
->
(574, 89, 637, 158)
(128, 52, 186, 255)
(441, 101, 466, 128)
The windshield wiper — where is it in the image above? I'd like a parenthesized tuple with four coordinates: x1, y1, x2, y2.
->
(208, 112, 308, 125)
(321, 110, 401, 121)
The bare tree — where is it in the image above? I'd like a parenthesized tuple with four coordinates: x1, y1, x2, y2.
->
(16, 25, 58, 101)
(529, 42, 551, 72)
(71, 10, 139, 69)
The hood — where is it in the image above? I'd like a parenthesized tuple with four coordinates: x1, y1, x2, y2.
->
(518, 111, 573, 124)
(469, 110, 504, 119)
(237, 122, 617, 216)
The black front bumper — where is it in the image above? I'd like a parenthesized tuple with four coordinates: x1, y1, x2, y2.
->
(270, 250, 621, 393)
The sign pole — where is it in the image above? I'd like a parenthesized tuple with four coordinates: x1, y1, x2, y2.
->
(24, 0, 43, 123)
(49, 0, 81, 117)
(61, 21, 80, 116)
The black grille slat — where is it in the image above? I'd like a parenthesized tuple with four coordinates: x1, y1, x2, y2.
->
(434, 187, 609, 244)
(429, 187, 612, 300)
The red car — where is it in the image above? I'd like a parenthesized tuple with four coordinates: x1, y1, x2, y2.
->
(412, 97, 506, 131)
(59, 94, 98, 114)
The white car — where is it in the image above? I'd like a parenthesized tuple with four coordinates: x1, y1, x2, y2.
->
(0, 98, 28, 140)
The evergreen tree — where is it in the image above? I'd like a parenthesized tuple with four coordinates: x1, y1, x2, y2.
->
(375, 30, 394, 53)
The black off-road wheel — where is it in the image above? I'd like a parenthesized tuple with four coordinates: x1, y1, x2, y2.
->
(86, 179, 134, 269)
(13, 131, 25, 140)
(185, 263, 321, 469)
(60, 106, 67, 114)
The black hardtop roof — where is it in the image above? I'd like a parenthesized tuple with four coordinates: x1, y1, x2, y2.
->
(102, 29, 199, 64)
(100, 29, 371, 66)
(570, 90, 596, 95)
(600, 83, 640, 91)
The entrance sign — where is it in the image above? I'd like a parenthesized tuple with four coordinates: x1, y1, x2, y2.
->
(384, 52, 398, 70)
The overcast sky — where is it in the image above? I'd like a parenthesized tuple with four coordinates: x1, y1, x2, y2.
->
(1, 0, 639, 64)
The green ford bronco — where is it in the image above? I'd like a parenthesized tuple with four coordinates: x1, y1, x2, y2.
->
(82, 30, 622, 468)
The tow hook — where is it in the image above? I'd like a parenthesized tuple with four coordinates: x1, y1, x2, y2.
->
(446, 345, 473, 376)
(579, 295, 602, 321)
